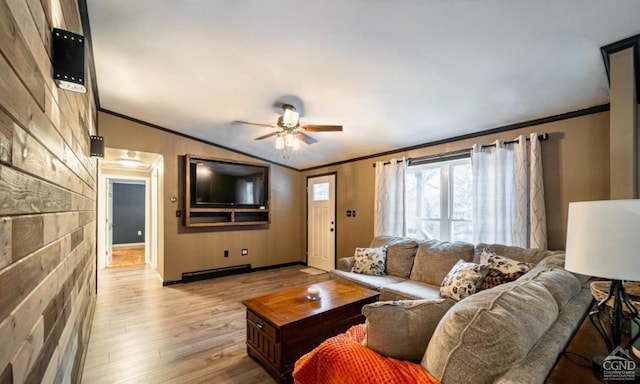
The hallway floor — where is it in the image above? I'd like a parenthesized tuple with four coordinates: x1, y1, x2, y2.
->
(109, 246, 145, 267)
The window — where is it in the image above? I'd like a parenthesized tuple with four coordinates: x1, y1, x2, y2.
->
(312, 182, 330, 201)
(406, 158, 472, 242)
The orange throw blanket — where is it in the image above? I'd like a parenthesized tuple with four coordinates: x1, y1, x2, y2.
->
(293, 324, 440, 384)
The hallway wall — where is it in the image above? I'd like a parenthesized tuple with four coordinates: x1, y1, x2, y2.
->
(112, 182, 146, 245)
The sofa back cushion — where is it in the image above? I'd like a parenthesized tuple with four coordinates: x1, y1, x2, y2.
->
(370, 236, 419, 278)
(423, 279, 558, 383)
(535, 253, 566, 269)
(410, 240, 474, 286)
(518, 267, 582, 310)
(473, 243, 561, 265)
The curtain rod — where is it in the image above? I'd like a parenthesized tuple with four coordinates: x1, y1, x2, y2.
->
(373, 133, 549, 167)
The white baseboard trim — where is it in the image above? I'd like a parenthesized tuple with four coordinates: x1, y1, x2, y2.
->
(112, 242, 145, 249)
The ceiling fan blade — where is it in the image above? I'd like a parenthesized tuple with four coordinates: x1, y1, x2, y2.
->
(295, 132, 318, 145)
(254, 131, 281, 140)
(232, 120, 277, 128)
(302, 124, 343, 132)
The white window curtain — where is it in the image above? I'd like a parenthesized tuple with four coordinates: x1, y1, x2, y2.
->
(374, 158, 407, 237)
(471, 133, 547, 249)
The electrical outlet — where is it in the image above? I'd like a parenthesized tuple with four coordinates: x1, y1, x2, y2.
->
(224, 250, 229, 257)
(137, 230, 142, 236)
(241, 249, 248, 255)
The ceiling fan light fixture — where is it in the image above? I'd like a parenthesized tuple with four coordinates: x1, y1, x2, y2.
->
(284, 132, 295, 147)
(275, 132, 300, 153)
(238, 100, 342, 154)
(282, 104, 299, 127)
(275, 135, 285, 150)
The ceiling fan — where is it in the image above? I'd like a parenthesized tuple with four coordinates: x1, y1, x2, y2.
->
(232, 104, 343, 146)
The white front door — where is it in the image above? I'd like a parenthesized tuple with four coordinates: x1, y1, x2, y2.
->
(307, 174, 336, 271)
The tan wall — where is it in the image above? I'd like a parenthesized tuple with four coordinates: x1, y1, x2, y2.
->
(609, 48, 638, 199)
(101, 109, 610, 280)
(98, 112, 304, 282)
(0, 0, 97, 383)
(302, 111, 611, 255)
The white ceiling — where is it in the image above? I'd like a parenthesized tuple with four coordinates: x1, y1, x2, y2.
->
(86, 1, 640, 170)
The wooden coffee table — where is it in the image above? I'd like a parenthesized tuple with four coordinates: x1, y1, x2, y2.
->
(242, 279, 379, 383)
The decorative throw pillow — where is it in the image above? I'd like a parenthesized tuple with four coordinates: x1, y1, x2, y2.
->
(481, 268, 516, 290)
(480, 250, 534, 290)
(351, 247, 387, 276)
(440, 260, 489, 301)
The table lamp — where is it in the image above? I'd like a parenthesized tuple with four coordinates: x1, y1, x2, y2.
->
(565, 199, 640, 361)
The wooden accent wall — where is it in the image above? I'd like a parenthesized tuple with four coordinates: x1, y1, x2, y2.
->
(0, 0, 97, 383)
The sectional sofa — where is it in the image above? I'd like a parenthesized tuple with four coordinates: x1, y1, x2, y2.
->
(312, 236, 594, 383)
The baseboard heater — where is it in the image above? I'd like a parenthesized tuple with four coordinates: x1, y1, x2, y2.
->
(182, 264, 251, 283)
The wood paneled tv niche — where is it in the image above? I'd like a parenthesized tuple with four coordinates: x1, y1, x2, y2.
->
(184, 155, 270, 227)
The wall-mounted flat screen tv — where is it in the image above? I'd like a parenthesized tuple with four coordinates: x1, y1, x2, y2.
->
(188, 157, 269, 209)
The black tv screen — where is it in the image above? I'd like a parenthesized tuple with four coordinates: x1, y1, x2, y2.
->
(190, 158, 268, 208)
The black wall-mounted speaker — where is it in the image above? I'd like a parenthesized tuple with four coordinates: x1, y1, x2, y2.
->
(52, 28, 86, 93)
(90, 135, 104, 158)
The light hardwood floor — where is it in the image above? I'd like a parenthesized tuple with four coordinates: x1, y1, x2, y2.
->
(82, 265, 330, 383)
(109, 246, 145, 267)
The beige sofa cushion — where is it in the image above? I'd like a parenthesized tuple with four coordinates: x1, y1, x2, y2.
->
(423, 279, 558, 383)
(330, 269, 406, 291)
(410, 240, 474, 286)
(519, 267, 582, 310)
(533, 254, 591, 285)
(370, 236, 419, 278)
(536, 254, 565, 269)
(363, 299, 454, 361)
(379, 280, 442, 301)
(473, 243, 561, 265)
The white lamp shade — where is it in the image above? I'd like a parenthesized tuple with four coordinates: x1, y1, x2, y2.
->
(282, 108, 299, 127)
(275, 135, 285, 150)
(285, 133, 294, 147)
(565, 199, 640, 281)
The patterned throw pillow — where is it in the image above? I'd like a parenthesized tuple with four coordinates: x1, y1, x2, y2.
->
(351, 247, 387, 276)
(480, 250, 535, 290)
(440, 259, 490, 301)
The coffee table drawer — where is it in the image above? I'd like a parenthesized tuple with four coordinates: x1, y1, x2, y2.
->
(246, 310, 281, 371)
(247, 310, 277, 339)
